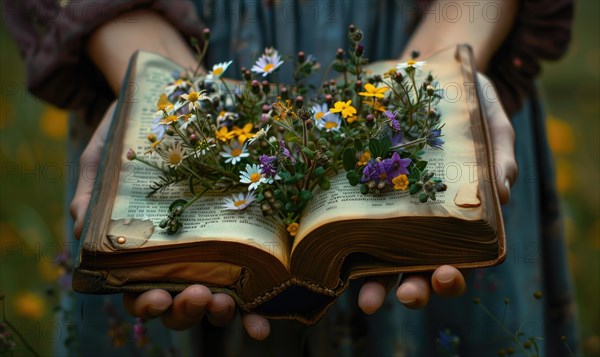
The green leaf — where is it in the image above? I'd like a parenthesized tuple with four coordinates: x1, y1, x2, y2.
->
(380, 136, 392, 156)
(369, 138, 382, 158)
(415, 160, 428, 172)
(332, 61, 347, 72)
(312, 167, 325, 178)
(299, 190, 313, 202)
(301, 147, 315, 159)
(409, 182, 423, 195)
(354, 138, 363, 152)
(342, 148, 357, 171)
(346, 170, 360, 186)
(319, 177, 331, 190)
(360, 184, 369, 194)
(188, 176, 196, 196)
(418, 192, 428, 203)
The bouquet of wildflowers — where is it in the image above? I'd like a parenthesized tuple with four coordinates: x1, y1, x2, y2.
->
(128, 25, 447, 236)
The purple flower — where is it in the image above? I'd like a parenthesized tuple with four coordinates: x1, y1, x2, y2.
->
(427, 129, 444, 150)
(384, 110, 401, 131)
(361, 152, 411, 184)
(279, 140, 296, 164)
(259, 155, 278, 178)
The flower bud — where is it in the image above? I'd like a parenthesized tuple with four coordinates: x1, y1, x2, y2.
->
(324, 94, 333, 104)
(262, 104, 271, 113)
(251, 80, 261, 94)
(126, 149, 136, 161)
(355, 80, 363, 92)
(243, 69, 252, 81)
(147, 133, 157, 143)
(304, 119, 313, 129)
(426, 85, 435, 96)
(411, 50, 420, 59)
(348, 24, 356, 33)
(261, 80, 270, 94)
(329, 79, 337, 87)
(280, 86, 289, 100)
(366, 114, 375, 123)
(295, 95, 304, 108)
(394, 71, 404, 83)
(297, 51, 306, 63)
(189, 133, 197, 142)
(355, 44, 364, 56)
(351, 30, 363, 43)
(202, 28, 211, 40)
(261, 113, 270, 124)
(336, 48, 344, 60)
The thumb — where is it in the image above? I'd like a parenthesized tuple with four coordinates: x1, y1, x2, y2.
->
(70, 101, 117, 239)
(477, 73, 518, 204)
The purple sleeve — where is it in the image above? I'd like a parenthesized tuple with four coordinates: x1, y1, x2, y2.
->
(416, 0, 574, 116)
(2, 0, 203, 120)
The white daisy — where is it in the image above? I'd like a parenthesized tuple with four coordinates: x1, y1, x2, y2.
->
(311, 103, 329, 121)
(178, 113, 197, 131)
(206, 61, 233, 83)
(316, 112, 342, 132)
(165, 78, 190, 96)
(151, 114, 178, 140)
(396, 60, 426, 72)
(251, 48, 284, 77)
(220, 142, 249, 165)
(180, 90, 209, 111)
(223, 191, 256, 211)
(239, 164, 268, 191)
(161, 142, 188, 169)
(247, 124, 271, 145)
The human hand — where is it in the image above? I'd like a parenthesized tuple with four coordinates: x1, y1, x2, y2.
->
(69, 102, 271, 339)
(357, 73, 517, 314)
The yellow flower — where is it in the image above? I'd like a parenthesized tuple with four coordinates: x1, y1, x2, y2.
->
(287, 222, 299, 237)
(156, 93, 174, 114)
(392, 174, 409, 191)
(357, 151, 371, 166)
(330, 100, 357, 119)
(15, 292, 45, 320)
(232, 123, 256, 144)
(215, 126, 235, 142)
(358, 83, 389, 99)
(383, 68, 397, 78)
(363, 99, 386, 112)
(346, 116, 358, 124)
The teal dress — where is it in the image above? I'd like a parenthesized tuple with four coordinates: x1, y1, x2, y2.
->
(3, 0, 575, 355)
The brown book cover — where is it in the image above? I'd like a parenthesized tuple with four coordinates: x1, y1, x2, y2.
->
(73, 44, 505, 324)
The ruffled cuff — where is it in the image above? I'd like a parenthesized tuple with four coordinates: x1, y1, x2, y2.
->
(2, 0, 203, 121)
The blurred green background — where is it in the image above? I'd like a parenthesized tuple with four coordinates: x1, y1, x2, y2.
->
(1, 2, 598, 356)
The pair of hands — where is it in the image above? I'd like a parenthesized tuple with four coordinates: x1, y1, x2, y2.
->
(70, 74, 517, 340)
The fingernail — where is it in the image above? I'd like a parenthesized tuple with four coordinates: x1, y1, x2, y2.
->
(398, 297, 416, 305)
(504, 178, 511, 199)
(436, 271, 456, 287)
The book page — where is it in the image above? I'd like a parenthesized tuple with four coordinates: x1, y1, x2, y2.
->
(110, 52, 290, 266)
(294, 47, 484, 248)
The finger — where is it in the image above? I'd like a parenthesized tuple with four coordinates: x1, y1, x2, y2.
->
(123, 289, 172, 319)
(477, 73, 518, 204)
(358, 275, 398, 314)
(161, 285, 212, 330)
(206, 293, 236, 327)
(70, 101, 117, 239)
(431, 265, 466, 297)
(395, 274, 431, 309)
(242, 313, 270, 340)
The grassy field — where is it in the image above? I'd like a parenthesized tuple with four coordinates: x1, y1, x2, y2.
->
(1, 2, 598, 355)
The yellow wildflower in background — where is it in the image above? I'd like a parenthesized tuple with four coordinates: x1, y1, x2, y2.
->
(233, 123, 256, 144)
(330, 100, 357, 119)
(357, 151, 371, 166)
(358, 83, 389, 99)
(15, 292, 46, 320)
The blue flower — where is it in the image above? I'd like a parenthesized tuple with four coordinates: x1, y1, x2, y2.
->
(427, 129, 444, 150)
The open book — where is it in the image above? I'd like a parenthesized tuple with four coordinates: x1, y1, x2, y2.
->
(73, 45, 505, 324)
